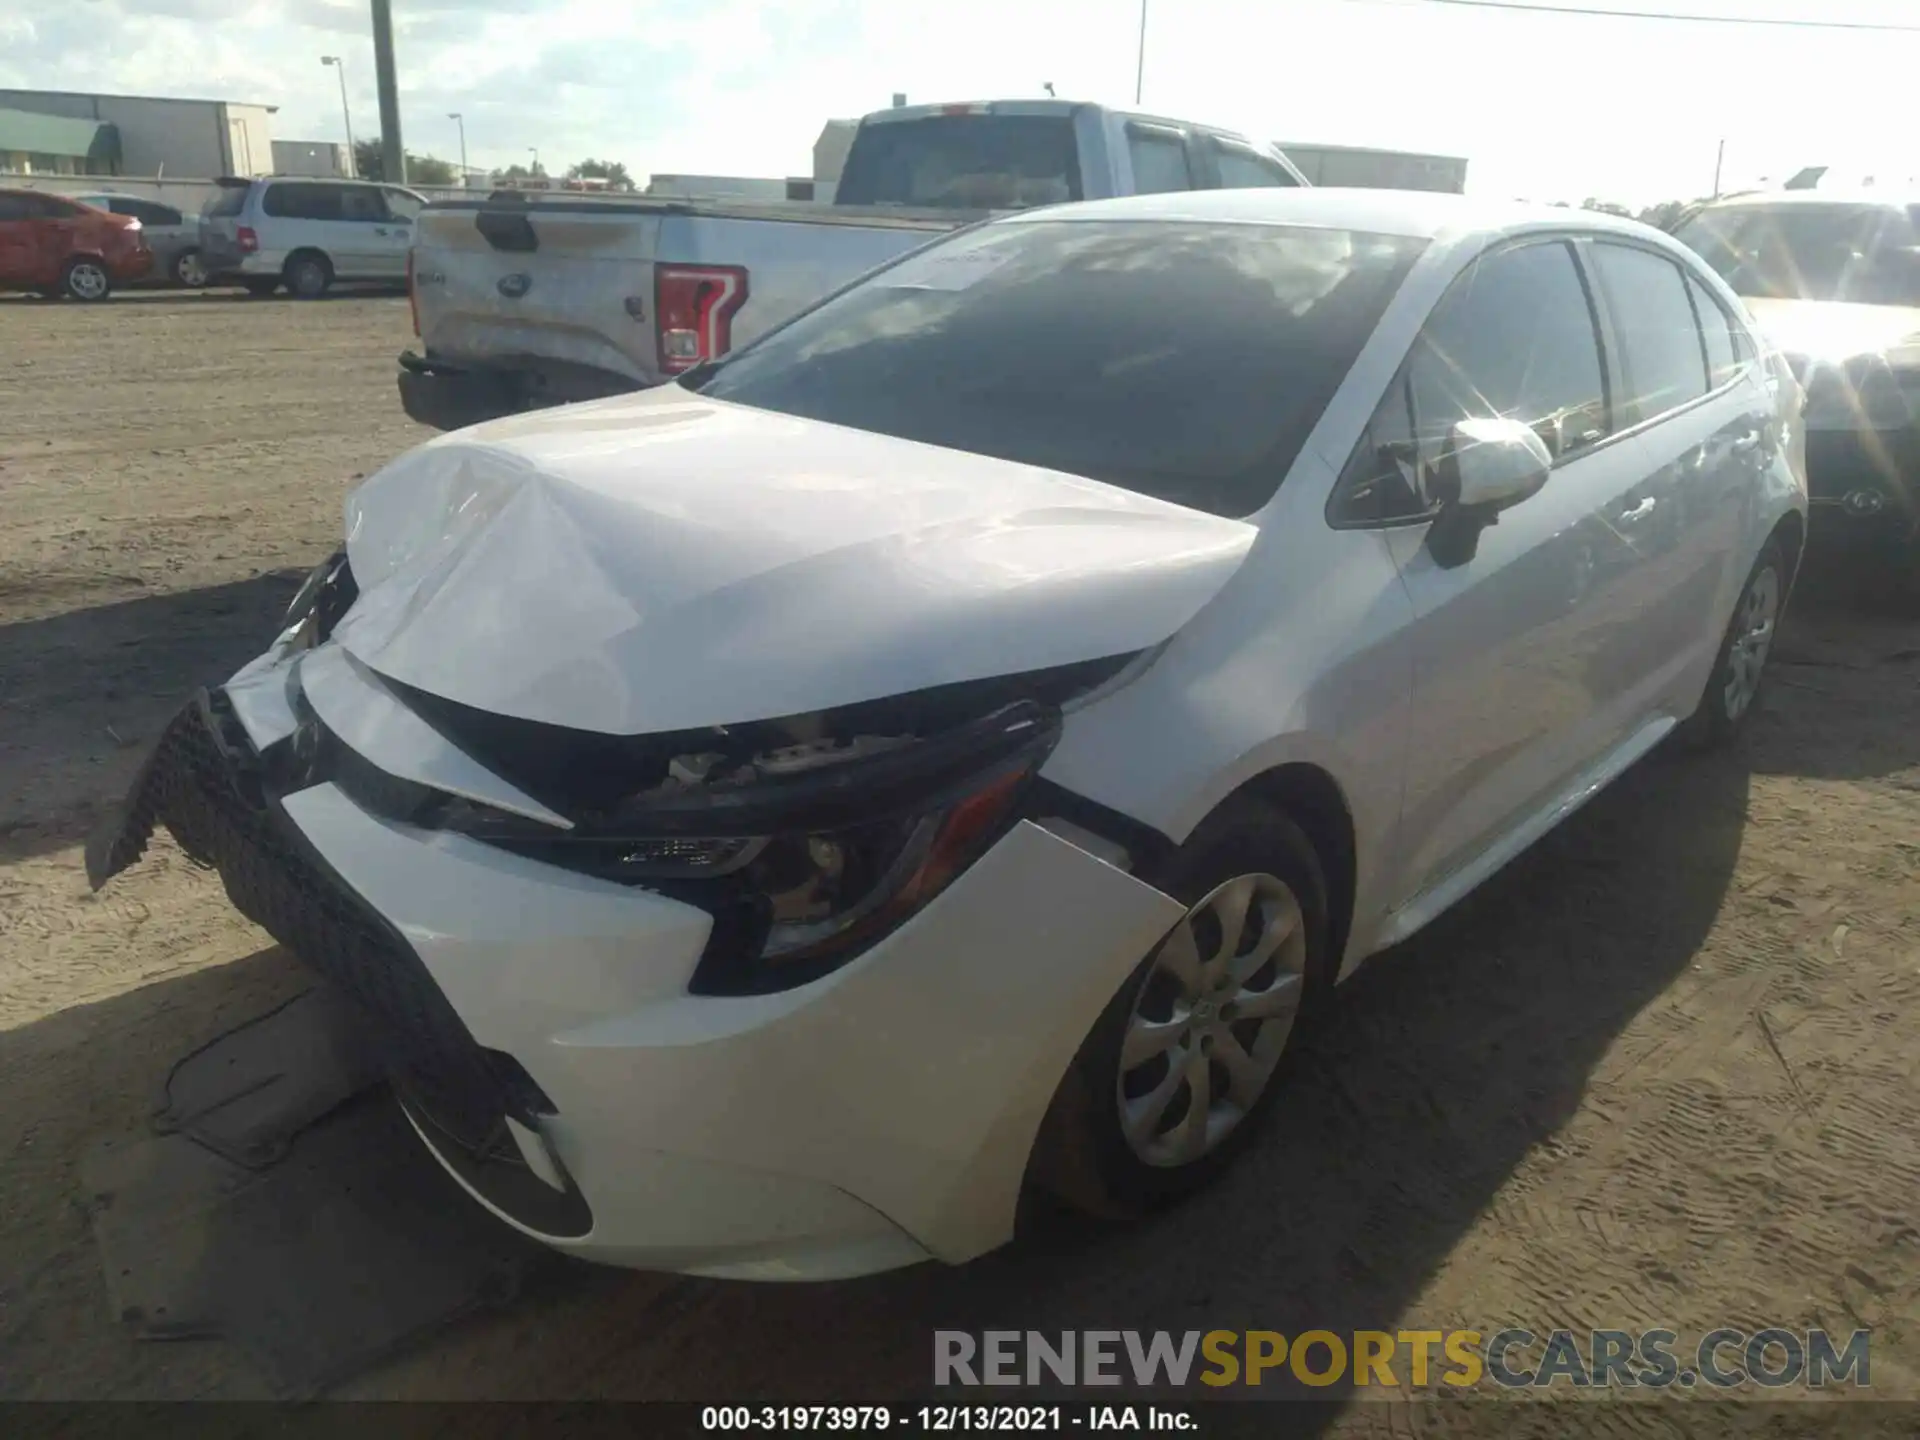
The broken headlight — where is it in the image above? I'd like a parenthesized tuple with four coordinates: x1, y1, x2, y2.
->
(454, 701, 1062, 995)
(279, 549, 357, 651)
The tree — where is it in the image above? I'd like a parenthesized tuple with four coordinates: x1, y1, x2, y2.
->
(568, 157, 634, 190)
(350, 138, 458, 186)
(495, 162, 544, 182)
(1581, 197, 1634, 218)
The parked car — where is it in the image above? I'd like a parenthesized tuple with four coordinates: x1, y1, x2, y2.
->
(399, 97, 1310, 430)
(91, 189, 1806, 1279)
(199, 176, 427, 299)
(1672, 191, 1920, 576)
(71, 193, 205, 286)
(0, 187, 151, 300)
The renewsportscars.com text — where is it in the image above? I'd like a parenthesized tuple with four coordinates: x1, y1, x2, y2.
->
(933, 1328, 1871, 1390)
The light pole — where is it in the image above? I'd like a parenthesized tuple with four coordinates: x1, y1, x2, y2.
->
(528, 147, 540, 176)
(448, 112, 467, 181)
(1134, 0, 1147, 105)
(321, 55, 355, 176)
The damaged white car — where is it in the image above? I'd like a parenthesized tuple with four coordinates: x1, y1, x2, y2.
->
(90, 189, 1806, 1279)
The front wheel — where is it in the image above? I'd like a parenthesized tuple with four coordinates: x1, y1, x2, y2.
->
(61, 258, 112, 302)
(1679, 539, 1786, 749)
(1026, 795, 1332, 1218)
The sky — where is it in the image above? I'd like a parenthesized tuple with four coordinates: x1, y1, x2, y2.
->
(3, 0, 1918, 207)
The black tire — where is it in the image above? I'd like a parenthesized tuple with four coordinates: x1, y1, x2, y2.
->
(1678, 538, 1787, 750)
(242, 279, 279, 298)
(60, 257, 112, 302)
(1026, 794, 1333, 1218)
(284, 252, 333, 300)
(172, 248, 207, 288)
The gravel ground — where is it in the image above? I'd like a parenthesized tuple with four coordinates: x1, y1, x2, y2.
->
(1, 291, 1916, 1432)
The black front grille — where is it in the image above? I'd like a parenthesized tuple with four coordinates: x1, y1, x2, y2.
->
(133, 694, 546, 1154)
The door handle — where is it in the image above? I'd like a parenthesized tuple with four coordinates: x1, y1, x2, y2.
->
(1619, 497, 1657, 524)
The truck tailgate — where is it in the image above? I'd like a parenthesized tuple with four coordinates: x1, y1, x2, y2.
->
(412, 199, 667, 389)
(412, 195, 967, 396)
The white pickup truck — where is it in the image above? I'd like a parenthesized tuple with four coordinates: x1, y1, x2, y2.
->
(397, 98, 1309, 429)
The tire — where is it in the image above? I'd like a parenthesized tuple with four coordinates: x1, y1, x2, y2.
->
(1678, 538, 1786, 749)
(61, 257, 112, 302)
(283, 253, 332, 300)
(242, 279, 279, 298)
(1026, 794, 1333, 1218)
(172, 248, 207, 288)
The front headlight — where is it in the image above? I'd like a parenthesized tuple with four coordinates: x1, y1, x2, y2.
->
(279, 549, 356, 650)
(451, 700, 1062, 994)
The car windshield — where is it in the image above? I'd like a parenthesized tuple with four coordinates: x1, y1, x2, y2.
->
(697, 219, 1426, 517)
(1674, 202, 1920, 305)
(834, 114, 1083, 210)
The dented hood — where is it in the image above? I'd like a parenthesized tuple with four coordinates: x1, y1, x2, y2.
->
(336, 388, 1256, 735)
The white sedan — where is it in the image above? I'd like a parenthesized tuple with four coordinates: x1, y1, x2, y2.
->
(90, 188, 1806, 1279)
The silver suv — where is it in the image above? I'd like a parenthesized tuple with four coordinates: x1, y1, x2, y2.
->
(200, 176, 426, 299)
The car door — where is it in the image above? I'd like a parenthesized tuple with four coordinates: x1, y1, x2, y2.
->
(375, 188, 422, 278)
(334, 185, 393, 278)
(0, 192, 40, 285)
(1581, 240, 1752, 718)
(1329, 235, 1635, 908)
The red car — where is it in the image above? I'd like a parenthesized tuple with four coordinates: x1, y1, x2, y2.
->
(0, 188, 152, 301)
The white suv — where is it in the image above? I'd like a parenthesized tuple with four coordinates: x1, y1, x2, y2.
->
(199, 176, 425, 299)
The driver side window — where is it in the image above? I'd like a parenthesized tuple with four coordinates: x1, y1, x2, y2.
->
(1330, 239, 1611, 527)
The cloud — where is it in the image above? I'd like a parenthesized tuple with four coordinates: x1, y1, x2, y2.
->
(2, 0, 1913, 204)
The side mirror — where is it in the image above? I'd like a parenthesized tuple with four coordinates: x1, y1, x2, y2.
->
(1427, 417, 1553, 568)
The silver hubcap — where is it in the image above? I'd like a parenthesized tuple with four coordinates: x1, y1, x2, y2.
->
(1116, 873, 1309, 1168)
(179, 252, 205, 286)
(1723, 565, 1779, 721)
(70, 263, 107, 298)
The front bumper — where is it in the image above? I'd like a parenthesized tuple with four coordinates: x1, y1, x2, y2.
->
(1804, 423, 1920, 542)
(91, 677, 1183, 1277)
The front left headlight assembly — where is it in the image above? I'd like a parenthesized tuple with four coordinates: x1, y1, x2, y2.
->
(442, 700, 1063, 995)
(279, 549, 357, 651)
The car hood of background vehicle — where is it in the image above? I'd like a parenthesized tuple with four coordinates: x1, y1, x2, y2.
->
(334, 389, 1257, 735)
(1744, 297, 1920, 368)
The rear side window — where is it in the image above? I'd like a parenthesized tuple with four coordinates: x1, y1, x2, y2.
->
(205, 185, 250, 219)
(264, 182, 345, 220)
(833, 115, 1082, 210)
(1210, 139, 1298, 189)
(383, 188, 423, 219)
(1590, 243, 1709, 425)
(28, 194, 83, 218)
(1685, 272, 1741, 388)
(1333, 240, 1609, 525)
(1127, 126, 1194, 195)
(0, 193, 30, 221)
(116, 199, 182, 226)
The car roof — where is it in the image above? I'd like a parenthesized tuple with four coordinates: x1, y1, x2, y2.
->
(998, 186, 1665, 246)
(1695, 190, 1920, 213)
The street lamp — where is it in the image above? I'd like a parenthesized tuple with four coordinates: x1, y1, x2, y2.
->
(528, 147, 540, 176)
(448, 112, 468, 182)
(1134, 0, 1147, 105)
(321, 56, 356, 177)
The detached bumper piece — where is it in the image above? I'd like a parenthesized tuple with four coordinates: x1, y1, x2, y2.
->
(87, 690, 592, 1238)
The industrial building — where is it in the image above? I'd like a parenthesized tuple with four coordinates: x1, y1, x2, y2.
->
(0, 89, 277, 178)
(1276, 142, 1469, 193)
(271, 139, 353, 179)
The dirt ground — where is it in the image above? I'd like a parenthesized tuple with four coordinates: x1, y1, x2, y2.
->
(1, 292, 1917, 1430)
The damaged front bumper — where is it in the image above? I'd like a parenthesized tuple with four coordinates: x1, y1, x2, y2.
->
(89, 675, 1185, 1276)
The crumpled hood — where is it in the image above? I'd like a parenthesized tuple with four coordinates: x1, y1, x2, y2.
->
(1744, 297, 1920, 369)
(337, 388, 1256, 735)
